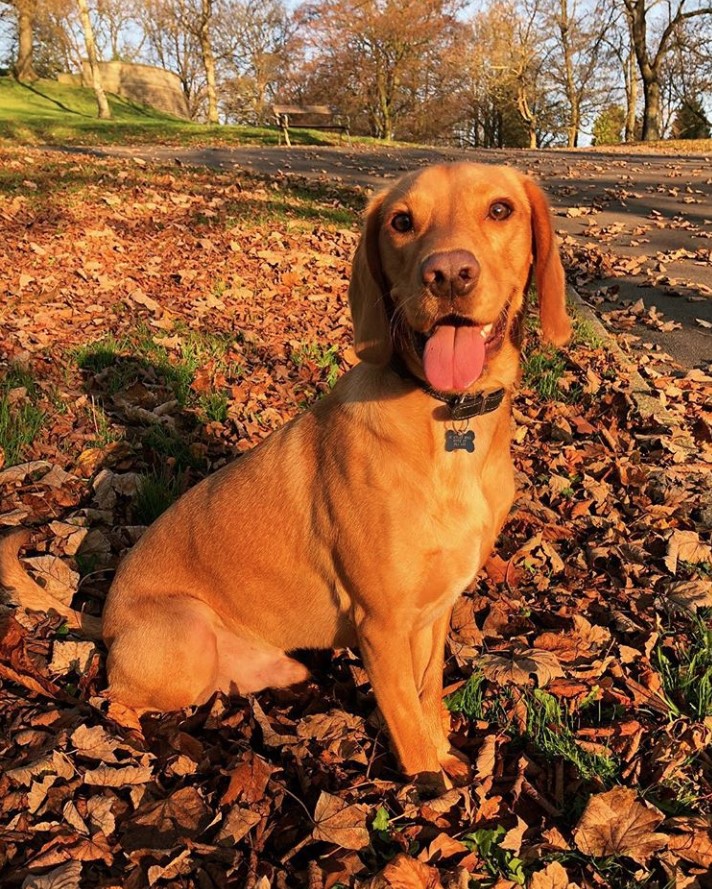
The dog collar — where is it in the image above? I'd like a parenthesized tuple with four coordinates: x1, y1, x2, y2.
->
(389, 355, 506, 421)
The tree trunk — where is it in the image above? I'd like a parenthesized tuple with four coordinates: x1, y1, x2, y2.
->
(198, 0, 219, 124)
(559, 0, 578, 148)
(625, 46, 637, 141)
(641, 76, 661, 141)
(77, 0, 112, 119)
(14, 0, 38, 82)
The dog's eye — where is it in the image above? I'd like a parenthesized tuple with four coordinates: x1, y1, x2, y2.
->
(391, 212, 413, 233)
(489, 201, 513, 221)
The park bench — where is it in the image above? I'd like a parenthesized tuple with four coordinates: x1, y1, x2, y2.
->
(272, 104, 350, 146)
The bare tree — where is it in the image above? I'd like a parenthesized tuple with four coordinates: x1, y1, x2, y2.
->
(94, 0, 143, 61)
(77, 0, 111, 118)
(214, 0, 292, 125)
(460, 2, 536, 147)
(139, 0, 206, 118)
(548, 0, 615, 146)
(139, 0, 218, 122)
(197, 0, 218, 122)
(622, 0, 711, 140)
(2, 0, 39, 80)
(508, 0, 551, 148)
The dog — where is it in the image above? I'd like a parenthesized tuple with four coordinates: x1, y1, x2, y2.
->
(1, 162, 570, 788)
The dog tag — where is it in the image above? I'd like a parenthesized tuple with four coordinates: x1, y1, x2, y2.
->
(445, 429, 475, 453)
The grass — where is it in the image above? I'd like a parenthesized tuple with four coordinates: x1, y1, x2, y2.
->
(141, 425, 202, 470)
(85, 398, 122, 448)
(522, 346, 569, 401)
(462, 825, 526, 885)
(572, 316, 605, 349)
(526, 689, 617, 783)
(199, 392, 230, 423)
(587, 138, 712, 155)
(292, 342, 341, 388)
(133, 469, 182, 525)
(447, 672, 618, 784)
(0, 76, 368, 148)
(0, 366, 45, 466)
(74, 326, 234, 407)
(656, 619, 712, 722)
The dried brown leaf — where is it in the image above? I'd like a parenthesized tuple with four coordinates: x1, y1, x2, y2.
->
(312, 791, 370, 850)
(21, 861, 83, 889)
(574, 787, 667, 864)
(529, 861, 579, 889)
(479, 647, 564, 686)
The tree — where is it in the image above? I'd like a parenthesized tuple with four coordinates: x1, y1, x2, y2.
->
(197, 0, 218, 123)
(214, 0, 291, 125)
(294, 0, 464, 140)
(94, 0, 144, 61)
(622, 0, 712, 141)
(77, 0, 111, 118)
(671, 96, 711, 137)
(3, 0, 38, 80)
(139, 0, 206, 119)
(139, 0, 218, 122)
(592, 102, 625, 142)
(459, 2, 536, 148)
(548, 0, 614, 146)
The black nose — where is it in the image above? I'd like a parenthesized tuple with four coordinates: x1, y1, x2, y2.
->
(421, 250, 480, 299)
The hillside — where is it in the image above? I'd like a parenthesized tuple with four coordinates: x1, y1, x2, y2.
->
(0, 77, 347, 147)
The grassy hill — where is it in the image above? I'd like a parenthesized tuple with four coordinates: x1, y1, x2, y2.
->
(0, 77, 351, 147)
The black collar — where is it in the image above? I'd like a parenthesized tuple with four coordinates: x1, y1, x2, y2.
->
(389, 355, 506, 421)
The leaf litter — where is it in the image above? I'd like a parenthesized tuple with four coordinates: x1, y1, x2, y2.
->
(0, 147, 711, 888)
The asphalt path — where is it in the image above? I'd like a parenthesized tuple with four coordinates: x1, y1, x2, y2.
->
(75, 143, 712, 371)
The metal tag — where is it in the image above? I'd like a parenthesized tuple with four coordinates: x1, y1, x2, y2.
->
(445, 429, 475, 453)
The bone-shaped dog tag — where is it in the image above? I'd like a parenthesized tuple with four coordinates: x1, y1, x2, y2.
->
(445, 429, 475, 453)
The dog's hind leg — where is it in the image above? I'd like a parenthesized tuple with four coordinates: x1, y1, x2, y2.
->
(105, 595, 309, 710)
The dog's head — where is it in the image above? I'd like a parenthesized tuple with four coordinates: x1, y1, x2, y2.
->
(348, 162, 571, 392)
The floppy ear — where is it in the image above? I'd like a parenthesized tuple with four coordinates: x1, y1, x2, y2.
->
(522, 177, 572, 346)
(348, 191, 392, 365)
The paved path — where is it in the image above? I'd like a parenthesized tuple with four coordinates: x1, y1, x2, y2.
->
(81, 143, 712, 371)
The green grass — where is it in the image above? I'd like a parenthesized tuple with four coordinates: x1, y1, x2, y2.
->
(0, 366, 45, 466)
(526, 689, 617, 783)
(572, 316, 605, 349)
(74, 326, 235, 407)
(522, 346, 570, 401)
(141, 425, 201, 470)
(133, 469, 182, 525)
(656, 619, 712, 721)
(0, 76, 367, 148)
(447, 672, 617, 785)
(199, 392, 230, 423)
(292, 342, 341, 388)
(85, 397, 122, 448)
(462, 825, 526, 885)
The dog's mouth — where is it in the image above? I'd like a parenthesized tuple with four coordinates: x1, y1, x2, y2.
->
(413, 307, 509, 392)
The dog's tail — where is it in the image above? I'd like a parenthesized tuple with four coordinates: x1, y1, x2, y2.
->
(0, 529, 103, 641)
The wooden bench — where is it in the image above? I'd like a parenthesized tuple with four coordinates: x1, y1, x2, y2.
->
(272, 104, 350, 146)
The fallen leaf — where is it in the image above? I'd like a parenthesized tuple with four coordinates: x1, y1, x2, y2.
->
(21, 861, 83, 889)
(574, 787, 667, 864)
(479, 648, 564, 686)
(312, 792, 370, 850)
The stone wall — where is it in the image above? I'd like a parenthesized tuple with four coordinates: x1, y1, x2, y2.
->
(76, 62, 190, 119)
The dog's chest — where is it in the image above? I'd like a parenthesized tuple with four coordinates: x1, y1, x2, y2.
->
(409, 464, 490, 628)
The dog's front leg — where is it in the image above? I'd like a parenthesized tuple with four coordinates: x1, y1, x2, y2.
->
(356, 613, 446, 787)
(411, 608, 472, 784)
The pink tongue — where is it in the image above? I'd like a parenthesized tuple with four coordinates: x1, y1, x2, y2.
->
(423, 325, 486, 392)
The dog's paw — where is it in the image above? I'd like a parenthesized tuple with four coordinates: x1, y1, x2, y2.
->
(412, 768, 452, 796)
(439, 747, 472, 786)
(271, 656, 311, 688)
